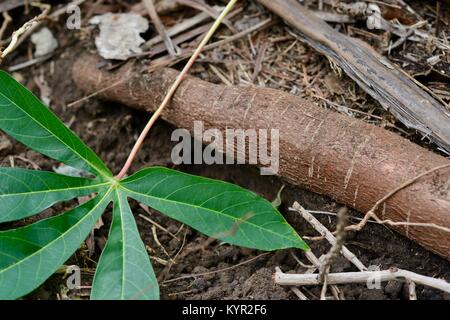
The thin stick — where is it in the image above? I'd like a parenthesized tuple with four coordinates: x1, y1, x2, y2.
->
(139, 213, 179, 241)
(275, 267, 309, 300)
(163, 252, 270, 284)
(142, 0, 178, 57)
(290, 252, 315, 269)
(7, 54, 52, 72)
(1, 0, 86, 62)
(143, 10, 212, 49)
(0, 4, 49, 61)
(67, 75, 133, 108)
(176, 0, 236, 33)
(290, 286, 308, 300)
(320, 274, 329, 300)
(0, 11, 12, 41)
(138, 202, 181, 240)
(319, 207, 348, 300)
(293, 204, 354, 300)
(275, 268, 450, 293)
(291, 202, 423, 299)
(407, 279, 417, 300)
(147, 18, 272, 72)
(142, 6, 242, 50)
(299, 252, 342, 300)
(151, 225, 174, 262)
(291, 202, 367, 272)
(157, 227, 187, 282)
(319, 207, 348, 279)
(116, 0, 238, 179)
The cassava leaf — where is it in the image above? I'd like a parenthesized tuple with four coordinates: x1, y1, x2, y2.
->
(0, 189, 112, 299)
(120, 167, 308, 251)
(0, 69, 308, 300)
(0, 168, 109, 223)
(91, 189, 159, 300)
(0, 71, 112, 178)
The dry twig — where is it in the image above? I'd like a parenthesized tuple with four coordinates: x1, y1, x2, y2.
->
(0, 4, 49, 62)
(175, 0, 237, 33)
(142, 0, 178, 57)
(147, 18, 272, 71)
(290, 202, 367, 271)
(0, 11, 12, 41)
(143, 10, 212, 49)
(407, 279, 417, 300)
(163, 252, 270, 284)
(275, 268, 450, 293)
(1, 0, 87, 63)
(319, 207, 348, 299)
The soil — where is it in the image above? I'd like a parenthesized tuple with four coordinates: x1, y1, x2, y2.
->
(0, 0, 449, 300)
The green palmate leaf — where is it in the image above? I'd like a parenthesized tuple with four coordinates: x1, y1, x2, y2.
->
(91, 189, 159, 300)
(0, 71, 111, 178)
(0, 189, 112, 299)
(121, 167, 308, 251)
(0, 71, 309, 300)
(0, 168, 109, 223)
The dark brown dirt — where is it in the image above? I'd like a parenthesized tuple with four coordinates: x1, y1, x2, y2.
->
(1, 1, 449, 301)
(1, 47, 448, 300)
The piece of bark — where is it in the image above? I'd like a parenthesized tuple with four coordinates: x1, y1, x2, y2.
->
(142, 0, 177, 57)
(257, 0, 450, 154)
(72, 54, 450, 260)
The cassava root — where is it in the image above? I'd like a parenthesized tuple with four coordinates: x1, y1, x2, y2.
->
(257, 0, 450, 153)
(72, 53, 450, 260)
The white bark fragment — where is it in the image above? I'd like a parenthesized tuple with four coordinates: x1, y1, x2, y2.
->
(30, 27, 58, 57)
(90, 13, 149, 60)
